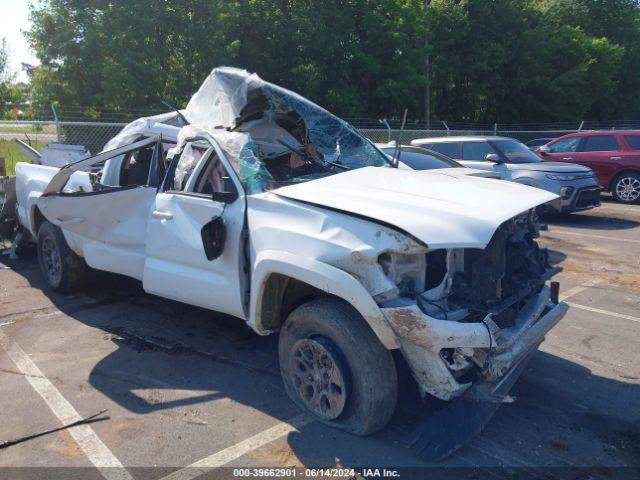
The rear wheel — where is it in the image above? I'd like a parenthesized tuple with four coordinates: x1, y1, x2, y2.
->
(37, 221, 88, 292)
(612, 172, 640, 204)
(279, 298, 398, 435)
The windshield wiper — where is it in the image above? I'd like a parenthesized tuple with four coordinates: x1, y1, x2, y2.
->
(278, 140, 350, 172)
(330, 151, 351, 170)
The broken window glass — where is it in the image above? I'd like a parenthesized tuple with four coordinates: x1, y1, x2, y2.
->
(173, 143, 209, 191)
(184, 67, 391, 195)
(192, 151, 238, 197)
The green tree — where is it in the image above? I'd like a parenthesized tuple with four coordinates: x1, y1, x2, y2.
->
(0, 38, 23, 118)
(26, 0, 429, 119)
(23, 0, 640, 123)
(427, 0, 622, 123)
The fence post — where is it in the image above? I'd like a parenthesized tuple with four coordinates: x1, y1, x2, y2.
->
(493, 123, 498, 135)
(379, 118, 392, 142)
(578, 121, 584, 131)
(51, 104, 61, 143)
(442, 121, 450, 136)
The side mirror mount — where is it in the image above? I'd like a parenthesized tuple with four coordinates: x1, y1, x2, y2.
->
(211, 191, 237, 203)
(538, 145, 551, 156)
(485, 153, 503, 164)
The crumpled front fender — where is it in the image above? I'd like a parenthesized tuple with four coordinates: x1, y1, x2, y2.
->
(249, 249, 400, 349)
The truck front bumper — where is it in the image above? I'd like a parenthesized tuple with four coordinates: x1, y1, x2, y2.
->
(381, 286, 568, 400)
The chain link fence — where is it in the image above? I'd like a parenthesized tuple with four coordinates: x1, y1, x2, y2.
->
(1, 120, 582, 150)
(0, 118, 636, 165)
(360, 128, 585, 145)
(0, 120, 126, 154)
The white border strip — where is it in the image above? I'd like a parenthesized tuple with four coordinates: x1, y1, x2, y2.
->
(559, 279, 603, 301)
(0, 332, 133, 480)
(160, 414, 312, 480)
(567, 302, 640, 324)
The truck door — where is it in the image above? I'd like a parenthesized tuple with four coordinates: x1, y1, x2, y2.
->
(142, 137, 247, 319)
(37, 136, 166, 280)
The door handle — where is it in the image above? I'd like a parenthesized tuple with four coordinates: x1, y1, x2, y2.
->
(562, 157, 574, 161)
(152, 210, 173, 220)
(610, 156, 622, 160)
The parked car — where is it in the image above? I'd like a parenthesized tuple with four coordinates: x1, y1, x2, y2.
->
(375, 143, 500, 178)
(411, 136, 601, 213)
(537, 131, 640, 204)
(15, 67, 568, 459)
(525, 138, 555, 150)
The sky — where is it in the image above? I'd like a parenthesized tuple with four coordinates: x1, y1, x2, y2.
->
(0, 0, 40, 83)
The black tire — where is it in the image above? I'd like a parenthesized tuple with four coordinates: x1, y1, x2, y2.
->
(611, 172, 640, 204)
(37, 221, 88, 293)
(278, 298, 397, 435)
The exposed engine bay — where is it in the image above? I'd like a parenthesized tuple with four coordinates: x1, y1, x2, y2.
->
(379, 210, 565, 402)
(381, 210, 556, 324)
(443, 211, 558, 327)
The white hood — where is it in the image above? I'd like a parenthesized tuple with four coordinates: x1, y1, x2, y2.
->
(273, 167, 557, 249)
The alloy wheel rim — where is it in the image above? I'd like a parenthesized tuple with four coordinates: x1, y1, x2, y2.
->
(42, 237, 62, 284)
(616, 177, 640, 202)
(289, 337, 348, 420)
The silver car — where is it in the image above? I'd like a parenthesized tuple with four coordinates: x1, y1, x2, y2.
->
(411, 136, 601, 213)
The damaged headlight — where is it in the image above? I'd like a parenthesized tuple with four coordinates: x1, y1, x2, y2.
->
(378, 252, 426, 297)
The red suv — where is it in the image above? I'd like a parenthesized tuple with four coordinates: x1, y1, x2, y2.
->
(537, 131, 640, 204)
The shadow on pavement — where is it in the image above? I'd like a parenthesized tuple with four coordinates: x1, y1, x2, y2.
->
(3, 250, 640, 468)
(545, 211, 639, 231)
(546, 248, 567, 267)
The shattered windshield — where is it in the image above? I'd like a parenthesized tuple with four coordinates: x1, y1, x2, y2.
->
(233, 84, 390, 193)
(184, 67, 390, 194)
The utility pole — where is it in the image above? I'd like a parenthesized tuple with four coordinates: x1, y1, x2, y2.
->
(424, 0, 431, 130)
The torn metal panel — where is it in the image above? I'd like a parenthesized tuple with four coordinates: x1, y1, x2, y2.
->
(41, 136, 159, 196)
(383, 303, 494, 351)
(102, 111, 184, 152)
(382, 286, 568, 400)
(185, 67, 261, 129)
(247, 191, 427, 346)
(14, 140, 42, 164)
(39, 144, 88, 167)
(184, 67, 389, 194)
(37, 187, 157, 280)
(484, 300, 569, 380)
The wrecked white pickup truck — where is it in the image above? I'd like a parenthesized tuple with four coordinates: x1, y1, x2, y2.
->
(15, 67, 568, 460)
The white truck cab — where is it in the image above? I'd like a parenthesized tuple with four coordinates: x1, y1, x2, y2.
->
(15, 67, 567, 459)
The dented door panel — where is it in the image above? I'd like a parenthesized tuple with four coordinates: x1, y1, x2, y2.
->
(38, 187, 157, 279)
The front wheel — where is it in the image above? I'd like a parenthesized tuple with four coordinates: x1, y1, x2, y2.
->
(612, 172, 640, 204)
(278, 298, 398, 435)
(37, 221, 89, 293)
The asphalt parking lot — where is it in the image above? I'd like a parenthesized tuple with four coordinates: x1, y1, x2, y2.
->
(1, 196, 639, 479)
